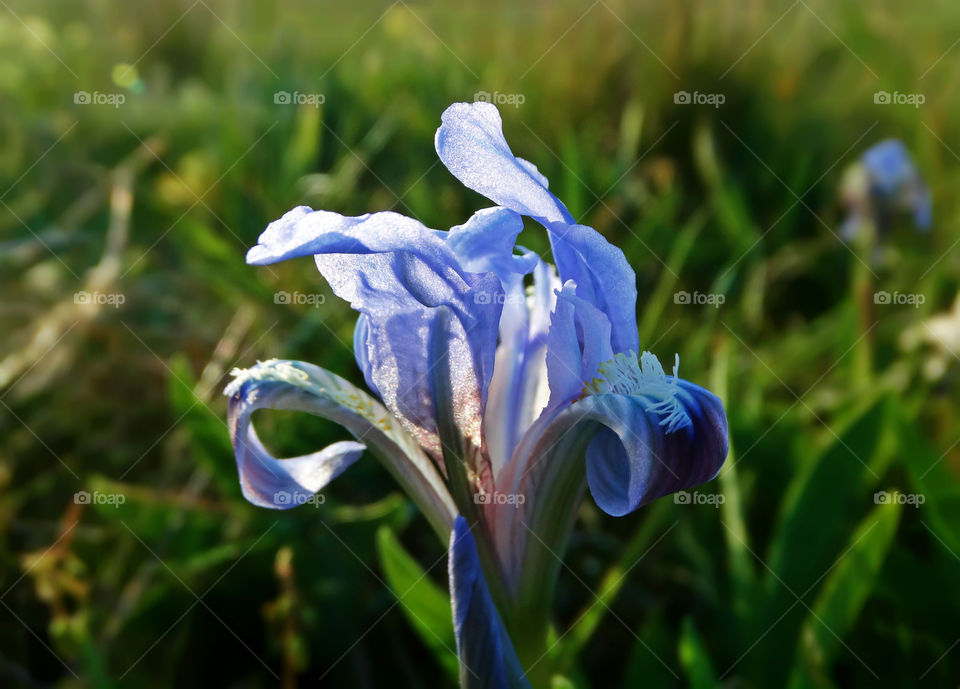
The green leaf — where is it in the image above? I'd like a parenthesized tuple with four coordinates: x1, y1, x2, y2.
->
(749, 395, 897, 685)
(376, 525, 458, 680)
(678, 617, 718, 689)
(788, 500, 901, 688)
(622, 611, 680, 689)
(168, 353, 237, 496)
(559, 499, 672, 666)
(897, 408, 960, 555)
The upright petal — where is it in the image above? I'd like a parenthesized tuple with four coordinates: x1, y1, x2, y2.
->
(445, 206, 558, 474)
(247, 207, 503, 462)
(435, 102, 638, 354)
(544, 280, 614, 411)
(484, 259, 559, 476)
(225, 359, 457, 537)
(449, 516, 531, 689)
(435, 103, 573, 226)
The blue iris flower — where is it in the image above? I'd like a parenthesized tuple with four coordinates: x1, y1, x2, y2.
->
(225, 102, 728, 685)
(842, 139, 932, 239)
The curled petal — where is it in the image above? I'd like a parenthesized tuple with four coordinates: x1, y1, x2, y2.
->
(496, 366, 727, 608)
(225, 359, 457, 537)
(246, 207, 503, 462)
(235, 426, 363, 509)
(449, 516, 530, 689)
(580, 380, 728, 516)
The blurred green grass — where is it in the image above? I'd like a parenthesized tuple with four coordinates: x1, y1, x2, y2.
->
(1, 0, 960, 687)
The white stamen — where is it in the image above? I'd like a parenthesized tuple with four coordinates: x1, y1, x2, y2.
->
(582, 351, 691, 433)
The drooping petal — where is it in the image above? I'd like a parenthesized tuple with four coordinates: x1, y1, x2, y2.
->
(435, 102, 639, 354)
(233, 425, 363, 509)
(225, 359, 457, 537)
(580, 377, 728, 516)
(496, 353, 727, 604)
(449, 516, 531, 689)
(246, 207, 503, 462)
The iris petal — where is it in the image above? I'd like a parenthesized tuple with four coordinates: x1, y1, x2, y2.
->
(435, 102, 639, 354)
(581, 379, 728, 516)
(445, 206, 558, 474)
(544, 280, 614, 410)
(225, 359, 457, 537)
(246, 207, 503, 462)
(449, 516, 531, 689)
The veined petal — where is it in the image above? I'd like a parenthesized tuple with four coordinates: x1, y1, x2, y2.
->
(449, 516, 531, 689)
(435, 102, 638, 354)
(247, 207, 503, 462)
(225, 359, 457, 537)
(581, 377, 727, 516)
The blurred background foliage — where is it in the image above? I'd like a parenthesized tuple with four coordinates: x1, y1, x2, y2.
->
(1, 0, 959, 686)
